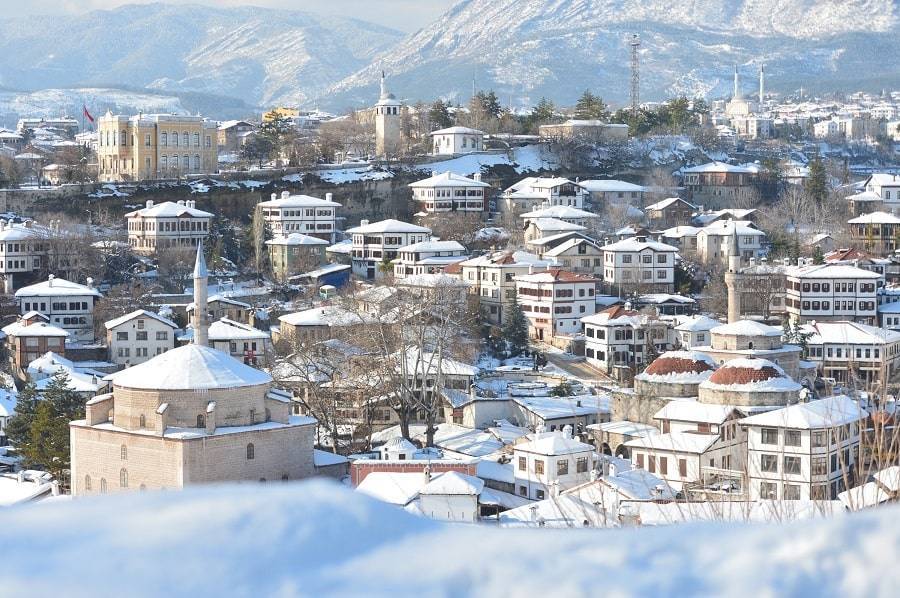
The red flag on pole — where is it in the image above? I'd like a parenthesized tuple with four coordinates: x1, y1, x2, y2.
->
(83, 105, 95, 124)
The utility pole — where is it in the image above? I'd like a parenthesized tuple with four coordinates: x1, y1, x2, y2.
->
(629, 34, 641, 117)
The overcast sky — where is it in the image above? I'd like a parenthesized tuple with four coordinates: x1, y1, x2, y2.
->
(13, 0, 458, 32)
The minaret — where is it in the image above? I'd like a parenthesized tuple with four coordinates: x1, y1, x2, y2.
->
(733, 65, 741, 100)
(192, 243, 209, 347)
(724, 223, 743, 324)
(759, 64, 765, 104)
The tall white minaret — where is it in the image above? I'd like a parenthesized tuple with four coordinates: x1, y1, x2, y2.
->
(192, 243, 209, 347)
(759, 64, 765, 104)
(733, 65, 741, 100)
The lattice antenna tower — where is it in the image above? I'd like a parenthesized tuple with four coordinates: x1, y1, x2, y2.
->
(629, 34, 641, 117)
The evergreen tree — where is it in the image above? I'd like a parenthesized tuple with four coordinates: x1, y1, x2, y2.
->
(428, 100, 452, 129)
(527, 97, 557, 132)
(574, 90, 609, 120)
(259, 112, 295, 168)
(17, 373, 84, 484)
(501, 295, 530, 357)
(805, 153, 828, 205)
(5, 382, 38, 451)
(812, 244, 825, 265)
(472, 91, 502, 120)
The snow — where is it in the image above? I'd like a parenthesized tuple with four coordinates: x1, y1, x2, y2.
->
(108, 344, 272, 390)
(313, 449, 350, 467)
(408, 171, 491, 189)
(847, 211, 900, 224)
(316, 166, 393, 184)
(15, 277, 101, 298)
(1, 481, 899, 594)
(588, 420, 658, 438)
(258, 193, 341, 208)
(414, 145, 559, 176)
(739, 396, 867, 430)
(420, 471, 484, 496)
(104, 309, 178, 331)
(626, 432, 720, 454)
(654, 400, 737, 425)
(520, 205, 598, 220)
(804, 321, 900, 345)
(346, 219, 430, 234)
(711, 320, 783, 338)
(356, 472, 428, 506)
(265, 233, 330, 247)
(675, 315, 723, 332)
(125, 201, 212, 219)
(515, 431, 594, 456)
(602, 238, 678, 253)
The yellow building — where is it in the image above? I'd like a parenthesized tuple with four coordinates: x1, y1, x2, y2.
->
(263, 107, 299, 122)
(97, 112, 218, 182)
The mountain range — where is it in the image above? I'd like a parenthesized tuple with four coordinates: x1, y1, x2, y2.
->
(0, 0, 898, 121)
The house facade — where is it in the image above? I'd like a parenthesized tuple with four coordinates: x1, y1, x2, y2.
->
(105, 310, 178, 366)
(408, 171, 490, 213)
(601, 237, 678, 296)
(515, 269, 599, 341)
(257, 191, 340, 241)
(347, 219, 432, 280)
(125, 200, 213, 255)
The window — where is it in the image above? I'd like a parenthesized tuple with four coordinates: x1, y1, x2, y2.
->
(783, 456, 801, 475)
(557, 459, 569, 475)
(812, 457, 828, 476)
(785, 430, 801, 447)
(576, 457, 588, 473)
(534, 459, 544, 475)
(246, 443, 255, 460)
(678, 458, 687, 477)
(783, 484, 801, 500)
(136, 331, 148, 341)
(761, 428, 778, 445)
(519, 485, 527, 497)
(636, 454, 644, 468)
(760, 454, 778, 472)
(659, 457, 668, 475)
(156, 331, 168, 341)
(85, 475, 91, 491)
(100, 478, 107, 494)
(536, 489, 545, 500)
(116, 331, 128, 341)
(139, 414, 146, 428)
(119, 468, 128, 488)
(197, 414, 205, 428)
(518, 456, 526, 471)
(760, 481, 777, 499)
(812, 431, 827, 448)
(120, 445, 127, 460)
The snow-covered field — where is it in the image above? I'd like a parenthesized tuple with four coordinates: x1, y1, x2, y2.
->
(1, 481, 896, 596)
(415, 145, 559, 176)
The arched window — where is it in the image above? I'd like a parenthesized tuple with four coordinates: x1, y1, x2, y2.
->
(120, 130, 127, 145)
(85, 475, 92, 491)
(161, 155, 167, 171)
(182, 132, 189, 147)
(161, 132, 167, 147)
(246, 443, 255, 460)
(197, 414, 205, 428)
(264, 408, 271, 422)
(281, 474, 289, 482)
(120, 468, 128, 488)
(139, 414, 146, 428)
(748, 342, 754, 350)
(100, 478, 107, 494)
(120, 444, 127, 460)
(193, 154, 200, 170)
(172, 131, 179, 147)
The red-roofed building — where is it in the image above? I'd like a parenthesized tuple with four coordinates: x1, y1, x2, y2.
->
(515, 268, 599, 341)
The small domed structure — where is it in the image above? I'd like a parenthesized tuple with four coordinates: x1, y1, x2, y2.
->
(635, 351, 717, 398)
(699, 357, 801, 408)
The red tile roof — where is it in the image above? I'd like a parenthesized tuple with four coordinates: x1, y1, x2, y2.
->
(644, 355, 715, 377)
(707, 361, 784, 386)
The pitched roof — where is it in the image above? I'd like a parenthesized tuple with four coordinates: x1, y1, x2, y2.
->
(515, 431, 594, 456)
(602, 238, 678, 253)
(257, 193, 340, 208)
(739, 395, 866, 429)
(515, 268, 600, 284)
(409, 171, 491, 189)
(265, 233, 330, 247)
(125, 201, 213, 218)
(104, 309, 178, 331)
(15, 277, 101, 298)
(711, 320, 783, 337)
(847, 211, 900, 224)
(345, 219, 431, 234)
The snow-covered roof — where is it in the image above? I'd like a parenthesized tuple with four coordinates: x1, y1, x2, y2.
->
(409, 171, 490, 188)
(739, 395, 866, 430)
(682, 161, 758, 174)
(209, 318, 269, 341)
(257, 193, 340, 209)
(15, 277, 100, 298)
(654, 400, 738, 425)
(109, 344, 272, 390)
(787, 264, 882, 280)
(430, 126, 485, 136)
(514, 431, 594, 456)
(397, 240, 466, 253)
(711, 320, 783, 337)
(326, 239, 352, 254)
(394, 348, 478, 377)
(125, 201, 213, 219)
(699, 220, 766, 237)
(803, 321, 900, 345)
(460, 250, 552, 268)
(279, 306, 367, 328)
(625, 431, 720, 454)
(396, 273, 469, 288)
(638, 293, 695, 305)
(346, 219, 431, 234)
(645, 197, 695, 211)
(700, 358, 802, 393)
(1, 320, 68, 338)
(513, 394, 608, 421)
(515, 268, 599, 284)
(578, 179, 645, 193)
(635, 351, 717, 385)
(528, 218, 587, 232)
(589, 420, 658, 438)
(602, 238, 678, 253)
(847, 211, 900, 224)
(420, 471, 483, 496)
(675, 315, 723, 332)
(520, 206, 598, 220)
(265, 233, 330, 247)
(104, 309, 178, 331)
(0, 387, 18, 418)
(356, 472, 425, 506)
(543, 237, 601, 257)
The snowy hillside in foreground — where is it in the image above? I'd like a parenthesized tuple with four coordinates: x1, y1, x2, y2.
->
(1, 481, 897, 597)
(329, 0, 900, 108)
(0, 4, 402, 108)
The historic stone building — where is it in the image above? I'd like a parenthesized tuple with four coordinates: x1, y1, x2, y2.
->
(70, 246, 316, 495)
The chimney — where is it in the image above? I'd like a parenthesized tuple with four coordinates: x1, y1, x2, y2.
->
(473, 173, 482, 182)
(360, 219, 369, 227)
(562, 424, 573, 439)
(177, 200, 185, 206)
(325, 192, 333, 202)
(282, 190, 290, 199)
(146, 199, 154, 209)
(86, 277, 94, 289)
(423, 464, 432, 486)
(271, 193, 277, 201)
(48, 274, 54, 287)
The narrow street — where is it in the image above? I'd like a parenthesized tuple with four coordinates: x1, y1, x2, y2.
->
(542, 351, 616, 387)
